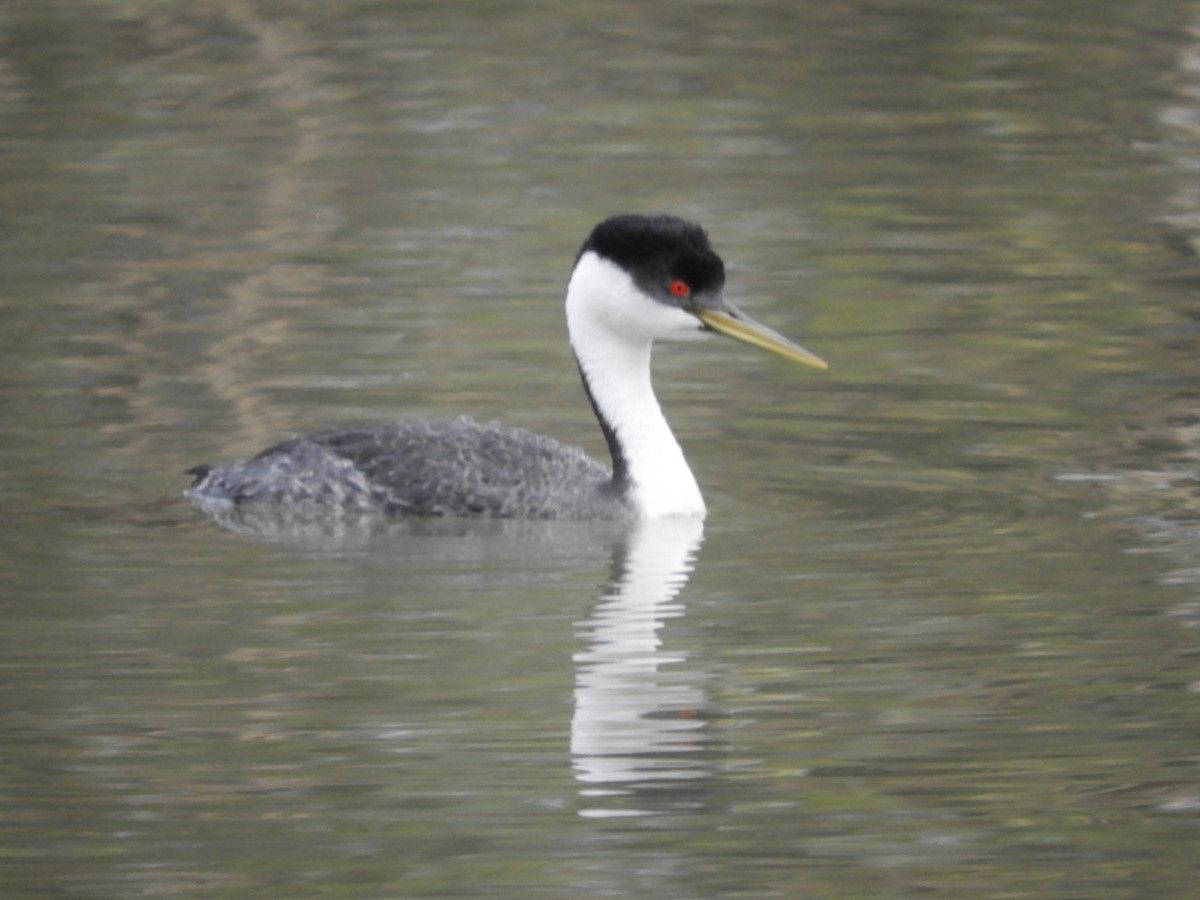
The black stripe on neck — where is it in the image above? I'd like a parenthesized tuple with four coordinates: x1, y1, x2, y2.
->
(574, 353, 630, 498)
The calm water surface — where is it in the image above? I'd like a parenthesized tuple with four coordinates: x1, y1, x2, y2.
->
(2, 1, 1199, 896)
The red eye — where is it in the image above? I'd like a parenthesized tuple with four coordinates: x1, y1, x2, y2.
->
(669, 280, 690, 297)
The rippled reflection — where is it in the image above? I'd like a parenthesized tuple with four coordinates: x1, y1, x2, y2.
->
(571, 517, 708, 817)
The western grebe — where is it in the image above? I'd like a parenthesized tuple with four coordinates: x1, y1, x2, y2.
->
(186, 214, 827, 520)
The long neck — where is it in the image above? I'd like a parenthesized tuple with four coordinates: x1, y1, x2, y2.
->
(570, 319, 706, 519)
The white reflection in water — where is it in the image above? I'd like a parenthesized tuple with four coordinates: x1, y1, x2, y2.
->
(187, 493, 713, 817)
(571, 517, 707, 817)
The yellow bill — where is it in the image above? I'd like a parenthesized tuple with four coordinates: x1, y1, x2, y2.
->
(695, 305, 828, 370)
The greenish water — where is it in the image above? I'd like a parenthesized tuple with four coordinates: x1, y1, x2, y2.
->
(2, 1, 1198, 896)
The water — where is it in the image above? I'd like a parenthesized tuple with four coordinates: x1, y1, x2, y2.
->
(2, 1, 1199, 896)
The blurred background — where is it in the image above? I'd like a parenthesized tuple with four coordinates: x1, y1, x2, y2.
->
(2, 1, 1199, 896)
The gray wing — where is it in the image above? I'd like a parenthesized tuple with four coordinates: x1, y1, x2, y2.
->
(188, 416, 627, 520)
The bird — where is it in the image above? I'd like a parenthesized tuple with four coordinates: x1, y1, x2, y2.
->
(185, 214, 827, 521)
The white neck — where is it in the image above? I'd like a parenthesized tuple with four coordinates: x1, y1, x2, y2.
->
(565, 253, 707, 519)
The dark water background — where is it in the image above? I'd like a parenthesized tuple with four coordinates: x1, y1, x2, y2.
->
(2, 1, 1199, 896)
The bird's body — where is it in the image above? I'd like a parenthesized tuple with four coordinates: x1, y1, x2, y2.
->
(188, 417, 626, 519)
(186, 215, 826, 522)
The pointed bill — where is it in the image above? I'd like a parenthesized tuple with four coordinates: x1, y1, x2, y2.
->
(695, 303, 828, 370)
